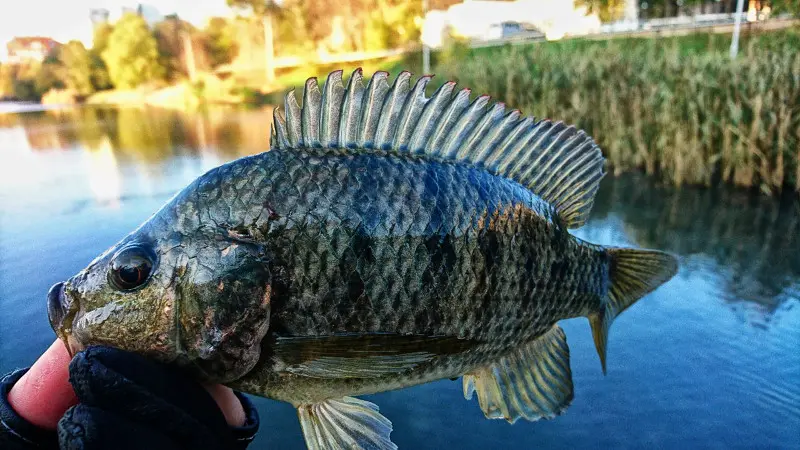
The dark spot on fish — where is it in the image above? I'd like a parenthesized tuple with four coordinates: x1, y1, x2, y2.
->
(550, 260, 567, 280)
(347, 270, 365, 306)
(350, 226, 374, 264)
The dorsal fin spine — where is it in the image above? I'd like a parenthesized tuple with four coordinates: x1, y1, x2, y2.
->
(427, 88, 471, 157)
(320, 70, 344, 147)
(272, 108, 289, 148)
(393, 75, 432, 150)
(357, 71, 390, 148)
(301, 78, 321, 147)
(474, 110, 521, 167)
(458, 103, 504, 161)
(340, 68, 364, 148)
(441, 94, 488, 159)
(285, 90, 302, 147)
(409, 81, 456, 153)
(491, 116, 534, 174)
(374, 71, 411, 149)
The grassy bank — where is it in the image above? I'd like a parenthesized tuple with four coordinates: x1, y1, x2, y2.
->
(435, 29, 800, 194)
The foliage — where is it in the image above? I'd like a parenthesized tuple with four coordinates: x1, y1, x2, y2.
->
(202, 17, 239, 68)
(34, 57, 63, 97)
(769, 0, 800, 15)
(0, 64, 13, 97)
(436, 29, 800, 194)
(90, 24, 114, 91)
(154, 15, 196, 81)
(58, 41, 95, 96)
(102, 13, 165, 89)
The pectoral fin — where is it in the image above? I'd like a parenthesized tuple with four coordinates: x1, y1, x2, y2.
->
(463, 325, 573, 423)
(274, 333, 475, 379)
(298, 397, 397, 450)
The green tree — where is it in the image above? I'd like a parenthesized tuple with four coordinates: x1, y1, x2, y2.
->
(154, 15, 196, 81)
(227, 0, 280, 83)
(90, 23, 114, 90)
(0, 64, 14, 98)
(203, 17, 238, 68)
(102, 13, 165, 89)
(34, 55, 63, 98)
(769, 0, 800, 15)
(59, 41, 94, 96)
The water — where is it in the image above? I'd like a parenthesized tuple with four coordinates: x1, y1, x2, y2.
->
(1, 105, 798, 449)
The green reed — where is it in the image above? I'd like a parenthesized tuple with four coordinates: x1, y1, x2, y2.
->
(435, 29, 800, 194)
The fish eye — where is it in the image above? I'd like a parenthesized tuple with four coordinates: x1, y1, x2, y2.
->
(108, 245, 157, 291)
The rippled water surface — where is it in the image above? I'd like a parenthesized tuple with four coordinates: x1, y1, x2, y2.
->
(1, 106, 798, 449)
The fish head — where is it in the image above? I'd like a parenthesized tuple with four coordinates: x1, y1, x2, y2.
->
(47, 193, 273, 383)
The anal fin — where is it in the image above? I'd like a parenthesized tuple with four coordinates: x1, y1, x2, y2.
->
(298, 397, 397, 450)
(463, 325, 573, 424)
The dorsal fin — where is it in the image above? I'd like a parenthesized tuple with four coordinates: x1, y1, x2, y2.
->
(271, 69, 606, 228)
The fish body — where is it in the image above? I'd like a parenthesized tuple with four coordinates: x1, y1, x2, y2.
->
(47, 69, 678, 449)
(216, 148, 604, 403)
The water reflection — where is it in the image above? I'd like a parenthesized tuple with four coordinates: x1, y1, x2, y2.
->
(591, 175, 800, 324)
(0, 106, 272, 212)
(2, 106, 273, 158)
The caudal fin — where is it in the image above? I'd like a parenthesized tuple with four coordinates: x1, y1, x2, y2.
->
(589, 248, 678, 374)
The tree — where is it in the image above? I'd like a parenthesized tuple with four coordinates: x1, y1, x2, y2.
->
(102, 13, 165, 89)
(34, 55, 63, 98)
(90, 23, 113, 90)
(154, 15, 196, 81)
(0, 64, 14, 98)
(769, 0, 800, 15)
(202, 17, 239, 68)
(227, 0, 280, 83)
(59, 41, 95, 96)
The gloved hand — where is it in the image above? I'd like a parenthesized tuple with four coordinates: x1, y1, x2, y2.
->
(1, 345, 259, 450)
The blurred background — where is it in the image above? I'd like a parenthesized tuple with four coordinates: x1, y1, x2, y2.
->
(0, 1, 799, 449)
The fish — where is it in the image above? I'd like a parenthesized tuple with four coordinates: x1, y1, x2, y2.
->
(46, 68, 679, 449)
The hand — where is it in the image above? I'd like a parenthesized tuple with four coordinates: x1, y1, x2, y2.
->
(3, 340, 259, 449)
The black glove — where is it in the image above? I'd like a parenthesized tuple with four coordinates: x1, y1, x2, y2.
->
(1, 346, 260, 450)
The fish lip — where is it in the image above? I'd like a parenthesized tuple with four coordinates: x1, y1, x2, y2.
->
(47, 281, 83, 356)
(47, 282, 66, 331)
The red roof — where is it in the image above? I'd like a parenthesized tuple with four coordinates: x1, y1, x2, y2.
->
(7, 36, 61, 50)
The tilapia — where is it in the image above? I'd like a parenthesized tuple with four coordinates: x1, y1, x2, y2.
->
(47, 69, 678, 449)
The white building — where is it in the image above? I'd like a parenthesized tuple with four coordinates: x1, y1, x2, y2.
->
(422, 0, 602, 47)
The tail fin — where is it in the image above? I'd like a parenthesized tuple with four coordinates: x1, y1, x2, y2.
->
(589, 248, 678, 374)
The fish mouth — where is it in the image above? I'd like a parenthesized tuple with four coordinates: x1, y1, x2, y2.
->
(47, 281, 83, 355)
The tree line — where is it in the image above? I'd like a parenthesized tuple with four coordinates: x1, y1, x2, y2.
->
(0, 0, 456, 101)
(0, 12, 240, 101)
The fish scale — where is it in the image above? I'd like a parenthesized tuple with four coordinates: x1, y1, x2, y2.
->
(179, 148, 598, 346)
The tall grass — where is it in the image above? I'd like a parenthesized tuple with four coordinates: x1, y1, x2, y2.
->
(435, 29, 800, 194)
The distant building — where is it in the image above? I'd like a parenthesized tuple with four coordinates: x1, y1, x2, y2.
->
(6, 37, 61, 64)
(120, 4, 164, 27)
(90, 8, 111, 27)
(422, 0, 601, 47)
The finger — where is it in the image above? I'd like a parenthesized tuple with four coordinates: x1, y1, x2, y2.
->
(203, 384, 246, 427)
(7, 339, 78, 430)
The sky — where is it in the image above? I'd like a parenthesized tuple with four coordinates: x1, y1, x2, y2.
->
(0, 0, 235, 60)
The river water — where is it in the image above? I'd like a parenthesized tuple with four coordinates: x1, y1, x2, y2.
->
(0, 105, 798, 449)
